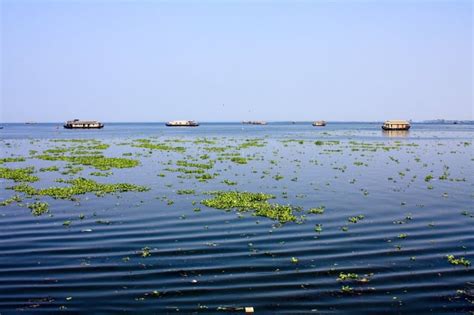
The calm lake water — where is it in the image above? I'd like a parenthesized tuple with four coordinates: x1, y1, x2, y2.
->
(0, 122, 473, 314)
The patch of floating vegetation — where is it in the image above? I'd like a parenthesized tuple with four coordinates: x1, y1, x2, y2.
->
(61, 165, 84, 175)
(0, 195, 22, 206)
(341, 285, 353, 294)
(314, 224, 323, 233)
(315, 140, 340, 146)
(273, 174, 284, 181)
(27, 201, 49, 216)
(0, 166, 39, 182)
(132, 139, 186, 153)
(195, 173, 215, 182)
(201, 191, 301, 223)
(177, 189, 195, 195)
(39, 166, 59, 172)
(0, 157, 26, 164)
(337, 272, 373, 283)
(230, 156, 248, 164)
(90, 171, 113, 177)
(140, 247, 152, 258)
(222, 179, 237, 186)
(176, 160, 214, 169)
(9, 177, 149, 200)
(237, 139, 267, 149)
(165, 167, 206, 174)
(308, 206, 325, 214)
(34, 154, 139, 171)
(348, 215, 365, 224)
(337, 272, 358, 281)
(446, 255, 471, 267)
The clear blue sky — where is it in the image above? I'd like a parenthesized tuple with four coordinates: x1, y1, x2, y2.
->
(1, 0, 472, 122)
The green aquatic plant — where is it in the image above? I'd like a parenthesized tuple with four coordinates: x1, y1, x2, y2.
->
(90, 171, 112, 177)
(446, 255, 471, 267)
(176, 160, 214, 169)
(61, 165, 83, 175)
(0, 157, 26, 164)
(273, 174, 284, 181)
(140, 247, 151, 258)
(424, 174, 433, 182)
(348, 215, 365, 224)
(338, 272, 358, 281)
(230, 157, 248, 164)
(177, 189, 196, 195)
(308, 206, 325, 215)
(314, 224, 323, 234)
(222, 179, 237, 186)
(35, 154, 139, 170)
(201, 191, 299, 223)
(10, 177, 149, 200)
(0, 195, 22, 206)
(196, 173, 215, 182)
(27, 201, 49, 216)
(165, 167, 205, 174)
(0, 166, 39, 182)
(237, 139, 266, 149)
(132, 139, 186, 153)
(341, 285, 353, 293)
(39, 166, 60, 172)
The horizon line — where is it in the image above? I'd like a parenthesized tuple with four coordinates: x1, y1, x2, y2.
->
(2, 119, 472, 124)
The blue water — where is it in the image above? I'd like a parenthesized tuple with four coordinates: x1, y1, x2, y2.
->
(0, 122, 473, 314)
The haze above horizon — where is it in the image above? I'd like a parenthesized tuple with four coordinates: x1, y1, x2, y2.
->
(1, 0, 472, 123)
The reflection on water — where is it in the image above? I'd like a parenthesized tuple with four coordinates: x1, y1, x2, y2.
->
(382, 130, 410, 137)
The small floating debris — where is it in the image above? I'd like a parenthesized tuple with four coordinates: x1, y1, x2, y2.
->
(64, 119, 104, 129)
(165, 120, 199, 127)
(312, 120, 326, 127)
(381, 120, 410, 131)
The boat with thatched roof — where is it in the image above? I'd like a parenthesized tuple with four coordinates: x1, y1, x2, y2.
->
(312, 120, 326, 127)
(64, 119, 104, 129)
(166, 120, 199, 127)
(242, 121, 267, 125)
(382, 120, 410, 131)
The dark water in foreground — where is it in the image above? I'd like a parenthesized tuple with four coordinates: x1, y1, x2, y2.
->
(0, 123, 473, 314)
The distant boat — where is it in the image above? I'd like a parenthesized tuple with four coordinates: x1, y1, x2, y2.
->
(165, 120, 199, 127)
(382, 120, 410, 131)
(312, 120, 326, 127)
(64, 119, 104, 129)
(25, 121, 37, 125)
(242, 121, 267, 125)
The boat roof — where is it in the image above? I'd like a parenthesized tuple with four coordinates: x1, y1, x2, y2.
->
(66, 120, 101, 124)
(384, 120, 410, 124)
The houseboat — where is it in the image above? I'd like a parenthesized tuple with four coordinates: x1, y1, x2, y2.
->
(312, 120, 326, 127)
(381, 120, 410, 131)
(64, 119, 104, 129)
(242, 121, 267, 125)
(165, 120, 199, 127)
